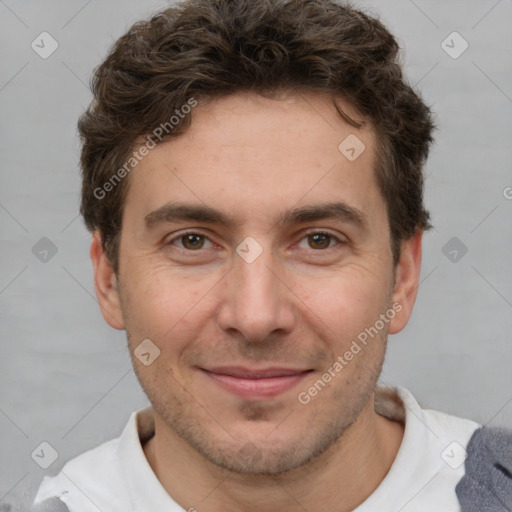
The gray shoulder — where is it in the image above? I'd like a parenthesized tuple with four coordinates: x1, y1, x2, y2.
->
(30, 498, 70, 512)
(456, 426, 512, 511)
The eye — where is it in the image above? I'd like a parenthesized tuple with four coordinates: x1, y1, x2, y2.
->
(167, 232, 214, 251)
(297, 231, 343, 250)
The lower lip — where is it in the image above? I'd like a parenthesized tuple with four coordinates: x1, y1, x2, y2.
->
(201, 370, 310, 399)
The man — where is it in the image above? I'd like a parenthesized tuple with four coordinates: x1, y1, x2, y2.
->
(32, 0, 511, 510)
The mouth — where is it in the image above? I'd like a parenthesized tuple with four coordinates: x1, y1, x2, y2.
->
(199, 366, 313, 399)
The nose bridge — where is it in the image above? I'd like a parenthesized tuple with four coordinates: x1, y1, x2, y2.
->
(217, 239, 294, 341)
(236, 248, 278, 307)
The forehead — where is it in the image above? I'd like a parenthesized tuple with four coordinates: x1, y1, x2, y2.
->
(164, 91, 375, 163)
(123, 91, 382, 227)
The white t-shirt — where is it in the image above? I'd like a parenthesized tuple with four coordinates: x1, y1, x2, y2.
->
(33, 386, 481, 511)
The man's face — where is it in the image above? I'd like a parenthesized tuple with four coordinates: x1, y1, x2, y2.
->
(99, 92, 415, 474)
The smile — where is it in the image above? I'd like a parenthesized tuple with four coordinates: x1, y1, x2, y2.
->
(200, 367, 313, 399)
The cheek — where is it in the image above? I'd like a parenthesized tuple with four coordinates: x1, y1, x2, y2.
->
(296, 266, 392, 345)
(120, 263, 213, 350)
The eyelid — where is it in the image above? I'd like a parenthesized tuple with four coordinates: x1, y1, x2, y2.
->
(301, 228, 345, 240)
(165, 229, 347, 251)
(165, 230, 215, 250)
(296, 229, 347, 249)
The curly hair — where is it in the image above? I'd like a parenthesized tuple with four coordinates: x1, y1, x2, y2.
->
(78, 0, 435, 273)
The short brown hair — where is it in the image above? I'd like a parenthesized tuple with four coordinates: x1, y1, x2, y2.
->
(79, 0, 434, 273)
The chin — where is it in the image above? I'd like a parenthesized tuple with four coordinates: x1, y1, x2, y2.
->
(169, 409, 353, 476)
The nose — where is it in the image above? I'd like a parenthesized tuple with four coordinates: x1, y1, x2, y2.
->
(216, 242, 296, 344)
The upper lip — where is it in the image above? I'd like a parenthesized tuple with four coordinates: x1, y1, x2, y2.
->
(201, 366, 312, 379)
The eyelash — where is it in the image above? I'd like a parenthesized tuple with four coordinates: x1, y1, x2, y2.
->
(165, 230, 346, 253)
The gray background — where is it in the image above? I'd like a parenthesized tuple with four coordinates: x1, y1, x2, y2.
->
(1, 0, 511, 509)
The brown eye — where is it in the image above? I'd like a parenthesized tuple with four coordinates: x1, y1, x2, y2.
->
(180, 234, 206, 250)
(307, 233, 332, 250)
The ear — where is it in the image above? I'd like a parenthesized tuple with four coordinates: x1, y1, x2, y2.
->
(90, 231, 125, 330)
(388, 231, 423, 335)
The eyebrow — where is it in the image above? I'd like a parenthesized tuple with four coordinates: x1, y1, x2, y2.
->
(144, 201, 368, 231)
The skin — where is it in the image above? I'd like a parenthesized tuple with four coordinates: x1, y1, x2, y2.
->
(90, 91, 423, 512)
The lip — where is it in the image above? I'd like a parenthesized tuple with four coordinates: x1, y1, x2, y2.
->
(200, 366, 312, 399)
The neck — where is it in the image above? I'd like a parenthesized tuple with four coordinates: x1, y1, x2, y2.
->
(143, 393, 404, 512)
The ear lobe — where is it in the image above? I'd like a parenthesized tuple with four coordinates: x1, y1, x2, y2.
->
(388, 231, 423, 335)
(90, 231, 125, 330)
